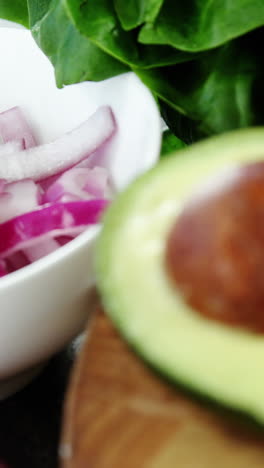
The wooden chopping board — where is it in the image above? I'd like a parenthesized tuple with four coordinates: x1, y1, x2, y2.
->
(60, 306, 264, 468)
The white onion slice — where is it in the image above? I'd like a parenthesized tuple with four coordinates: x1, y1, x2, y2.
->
(43, 166, 112, 203)
(0, 179, 41, 223)
(0, 106, 36, 148)
(0, 106, 116, 182)
(0, 140, 25, 156)
(23, 238, 60, 262)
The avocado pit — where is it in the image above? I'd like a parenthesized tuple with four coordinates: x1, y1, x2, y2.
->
(165, 161, 264, 333)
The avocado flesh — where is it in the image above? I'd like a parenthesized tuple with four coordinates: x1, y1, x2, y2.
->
(96, 128, 264, 423)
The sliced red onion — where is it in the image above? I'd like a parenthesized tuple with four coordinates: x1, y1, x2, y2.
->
(43, 166, 112, 204)
(43, 168, 90, 203)
(0, 179, 41, 223)
(77, 137, 113, 169)
(0, 140, 25, 156)
(0, 105, 115, 277)
(0, 259, 7, 277)
(39, 173, 61, 192)
(83, 167, 112, 198)
(56, 235, 75, 246)
(0, 199, 108, 258)
(5, 251, 29, 273)
(0, 179, 5, 193)
(0, 106, 116, 183)
(60, 194, 85, 203)
(0, 106, 36, 148)
(23, 238, 60, 262)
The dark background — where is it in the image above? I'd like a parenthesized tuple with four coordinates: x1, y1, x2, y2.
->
(0, 345, 76, 468)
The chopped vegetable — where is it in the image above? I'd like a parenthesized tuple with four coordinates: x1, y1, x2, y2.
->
(0, 260, 7, 277)
(0, 105, 115, 277)
(0, 106, 36, 148)
(0, 140, 25, 156)
(0, 106, 116, 182)
(0, 179, 41, 223)
(0, 199, 108, 258)
(43, 167, 111, 203)
(23, 238, 60, 262)
(5, 251, 29, 273)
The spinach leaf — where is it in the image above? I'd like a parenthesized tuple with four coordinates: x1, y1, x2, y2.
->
(28, 0, 52, 26)
(27, 0, 128, 87)
(3, 0, 264, 140)
(113, 0, 164, 30)
(160, 102, 202, 143)
(161, 129, 187, 157)
(135, 30, 264, 137)
(27, 0, 195, 89)
(139, 0, 264, 52)
(65, 0, 196, 68)
(66, 0, 140, 65)
(0, 0, 28, 27)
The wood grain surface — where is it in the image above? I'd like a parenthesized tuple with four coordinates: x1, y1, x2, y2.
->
(60, 307, 264, 468)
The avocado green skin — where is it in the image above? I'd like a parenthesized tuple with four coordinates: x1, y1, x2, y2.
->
(95, 127, 264, 424)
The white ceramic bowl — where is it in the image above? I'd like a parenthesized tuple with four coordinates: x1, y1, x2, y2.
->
(0, 27, 161, 397)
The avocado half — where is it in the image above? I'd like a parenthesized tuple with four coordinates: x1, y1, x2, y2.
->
(95, 128, 264, 423)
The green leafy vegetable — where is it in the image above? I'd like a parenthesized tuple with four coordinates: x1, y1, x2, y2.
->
(0, 0, 28, 27)
(65, 0, 193, 68)
(113, 0, 163, 30)
(27, 0, 52, 26)
(161, 129, 187, 156)
(29, 0, 128, 86)
(1, 0, 264, 141)
(139, 0, 264, 52)
(136, 30, 262, 137)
